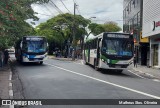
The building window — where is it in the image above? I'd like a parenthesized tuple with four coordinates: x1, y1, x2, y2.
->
(129, 2, 131, 12)
(137, 12, 140, 27)
(132, 0, 135, 8)
(127, 5, 129, 14)
(123, 9, 126, 20)
(133, 14, 138, 28)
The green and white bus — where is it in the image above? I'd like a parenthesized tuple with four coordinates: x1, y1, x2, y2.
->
(83, 32, 134, 72)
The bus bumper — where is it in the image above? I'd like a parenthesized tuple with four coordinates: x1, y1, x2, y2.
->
(22, 54, 48, 62)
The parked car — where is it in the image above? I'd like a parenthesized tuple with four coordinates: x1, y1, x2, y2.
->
(7, 47, 15, 53)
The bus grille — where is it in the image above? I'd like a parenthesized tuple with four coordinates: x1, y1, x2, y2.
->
(29, 58, 43, 61)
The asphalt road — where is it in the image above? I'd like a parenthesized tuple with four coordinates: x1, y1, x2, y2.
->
(10, 54, 160, 108)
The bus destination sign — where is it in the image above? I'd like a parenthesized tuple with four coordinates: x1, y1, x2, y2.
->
(107, 34, 130, 38)
(26, 37, 43, 41)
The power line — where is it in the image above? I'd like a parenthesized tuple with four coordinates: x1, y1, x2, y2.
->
(76, 6, 81, 15)
(35, 12, 52, 16)
(43, 4, 55, 16)
(59, 0, 71, 13)
(49, 0, 64, 14)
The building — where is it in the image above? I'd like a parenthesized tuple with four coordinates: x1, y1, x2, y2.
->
(123, 0, 149, 66)
(142, 0, 160, 68)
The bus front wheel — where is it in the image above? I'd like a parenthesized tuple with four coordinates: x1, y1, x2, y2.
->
(39, 61, 43, 65)
(116, 70, 123, 74)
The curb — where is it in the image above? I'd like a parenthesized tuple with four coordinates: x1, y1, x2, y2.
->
(132, 68, 160, 81)
(9, 59, 14, 108)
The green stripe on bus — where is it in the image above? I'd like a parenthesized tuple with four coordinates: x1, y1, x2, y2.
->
(100, 54, 119, 64)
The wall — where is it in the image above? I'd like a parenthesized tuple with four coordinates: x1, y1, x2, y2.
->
(149, 35, 160, 67)
(142, 0, 160, 37)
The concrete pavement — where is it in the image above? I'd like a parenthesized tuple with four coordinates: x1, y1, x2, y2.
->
(0, 56, 160, 108)
(49, 56, 160, 80)
(130, 65, 160, 80)
(0, 65, 12, 108)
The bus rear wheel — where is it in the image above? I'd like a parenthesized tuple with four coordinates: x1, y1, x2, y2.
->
(94, 60, 99, 71)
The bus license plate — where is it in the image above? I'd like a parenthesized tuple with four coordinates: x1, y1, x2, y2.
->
(115, 66, 121, 68)
(34, 59, 39, 61)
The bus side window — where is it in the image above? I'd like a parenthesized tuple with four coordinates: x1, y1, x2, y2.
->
(94, 40, 96, 49)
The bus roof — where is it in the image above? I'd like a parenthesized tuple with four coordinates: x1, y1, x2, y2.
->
(23, 36, 46, 38)
(85, 32, 130, 43)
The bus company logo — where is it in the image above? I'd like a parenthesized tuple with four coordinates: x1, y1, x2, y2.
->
(152, 21, 160, 31)
(155, 21, 160, 27)
(2, 100, 11, 105)
(152, 21, 156, 31)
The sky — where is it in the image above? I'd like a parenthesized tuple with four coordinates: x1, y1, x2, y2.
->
(28, 0, 123, 29)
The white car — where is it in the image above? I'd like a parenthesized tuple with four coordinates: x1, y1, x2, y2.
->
(7, 47, 15, 53)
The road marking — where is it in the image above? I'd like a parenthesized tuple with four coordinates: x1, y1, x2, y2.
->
(153, 79, 160, 82)
(145, 73, 154, 77)
(74, 62, 83, 65)
(128, 70, 146, 79)
(139, 71, 143, 73)
(81, 60, 84, 65)
(9, 90, 13, 97)
(9, 74, 12, 81)
(9, 83, 12, 87)
(9, 59, 14, 108)
(45, 63, 160, 99)
(10, 105, 14, 108)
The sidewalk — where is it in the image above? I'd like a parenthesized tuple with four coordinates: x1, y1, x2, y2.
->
(0, 65, 10, 108)
(129, 64, 160, 80)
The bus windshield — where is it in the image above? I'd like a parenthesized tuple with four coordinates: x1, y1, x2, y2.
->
(102, 39, 133, 56)
(23, 41, 47, 53)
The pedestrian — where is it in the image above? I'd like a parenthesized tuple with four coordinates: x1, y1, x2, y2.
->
(133, 55, 137, 68)
(4, 49, 9, 64)
(0, 49, 3, 67)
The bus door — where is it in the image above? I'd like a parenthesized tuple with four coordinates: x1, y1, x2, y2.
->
(88, 44, 90, 63)
(96, 38, 101, 66)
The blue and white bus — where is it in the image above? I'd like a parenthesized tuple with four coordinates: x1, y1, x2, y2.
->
(83, 32, 134, 73)
(15, 36, 48, 64)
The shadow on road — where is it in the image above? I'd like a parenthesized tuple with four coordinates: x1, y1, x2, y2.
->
(87, 64, 132, 77)
(12, 60, 46, 67)
(100, 69, 130, 77)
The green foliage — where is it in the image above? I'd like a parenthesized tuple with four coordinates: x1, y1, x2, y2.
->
(103, 21, 122, 32)
(88, 23, 105, 35)
(0, 0, 49, 49)
(88, 21, 122, 36)
(36, 13, 90, 45)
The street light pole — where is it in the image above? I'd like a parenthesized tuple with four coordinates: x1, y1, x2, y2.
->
(72, 3, 76, 60)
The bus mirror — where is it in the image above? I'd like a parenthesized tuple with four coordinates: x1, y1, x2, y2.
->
(99, 38, 102, 41)
(20, 42, 22, 48)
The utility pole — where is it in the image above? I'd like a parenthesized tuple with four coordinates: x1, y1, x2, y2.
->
(72, 3, 76, 60)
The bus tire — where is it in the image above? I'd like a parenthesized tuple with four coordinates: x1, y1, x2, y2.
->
(40, 61, 43, 65)
(94, 60, 99, 71)
(84, 60, 88, 65)
(20, 56, 24, 64)
(116, 70, 123, 74)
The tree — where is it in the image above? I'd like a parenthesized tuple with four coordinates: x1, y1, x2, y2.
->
(36, 13, 90, 54)
(88, 23, 105, 35)
(103, 21, 122, 32)
(0, 0, 49, 49)
(88, 21, 122, 36)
